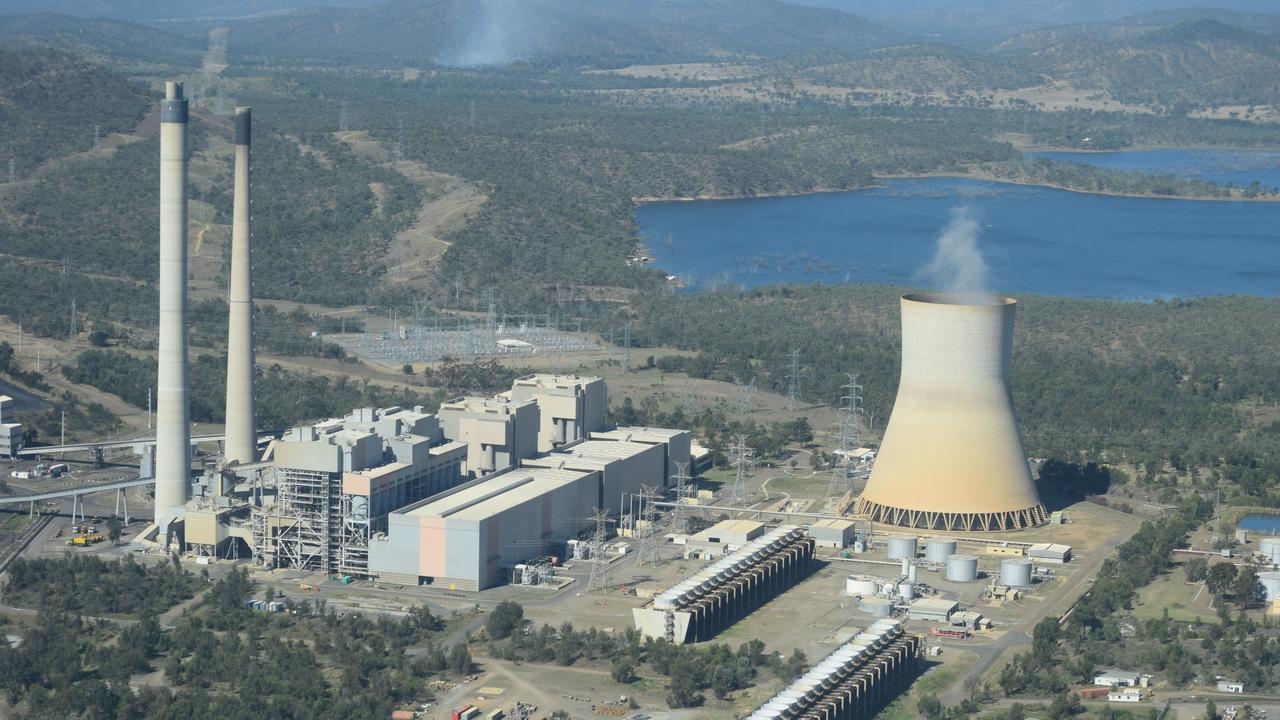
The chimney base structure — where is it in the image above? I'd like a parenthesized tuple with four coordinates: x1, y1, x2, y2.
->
(854, 293, 1046, 532)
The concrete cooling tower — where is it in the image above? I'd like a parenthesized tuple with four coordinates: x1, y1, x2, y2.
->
(854, 293, 1046, 532)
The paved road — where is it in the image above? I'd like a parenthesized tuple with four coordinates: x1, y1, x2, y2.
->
(938, 527, 1135, 705)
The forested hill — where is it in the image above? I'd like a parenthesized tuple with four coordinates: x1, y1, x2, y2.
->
(0, 48, 151, 173)
(225, 0, 899, 68)
(0, 14, 203, 70)
(1002, 19, 1280, 107)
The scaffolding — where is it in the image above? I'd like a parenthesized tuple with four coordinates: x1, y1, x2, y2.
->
(338, 494, 371, 576)
(253, 467, 344, 572)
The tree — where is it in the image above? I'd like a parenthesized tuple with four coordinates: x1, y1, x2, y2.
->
(486, 601, 524, 640)
(88, 330, 110, 347)
(448, 643, 473, 675)
(1184, 556, 1209, 583)
(611, 659, 637, 684)
(1233, 566, 1261, 606)
(917, 692, 943, 719)
(1032, 616, 1060, 662)
(1206, 699, 1218, 719)
(402, 363, 414, 375)
(106, 516, 122, 546)
(1206, 563, 1238, 596)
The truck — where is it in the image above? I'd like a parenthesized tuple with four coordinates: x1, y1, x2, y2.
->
(66, 534, 105, 547)
(48, 464, 69, 478)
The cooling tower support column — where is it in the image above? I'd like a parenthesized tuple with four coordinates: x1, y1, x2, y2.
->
(854, 293, 1046, 532)
(224, 107, 257, 466)
(154, 81, 191, 541)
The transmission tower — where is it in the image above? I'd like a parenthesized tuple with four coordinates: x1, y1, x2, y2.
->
(680, 380, 702, 416)
(93, 124, 100, 151)
(587, 508, 615, 592)
(68, 299, 77, 339)
(339, 101, 350, 132)
(396, 119, 405, 162)
(826, 374, 864, 507)
(735, 376, 757, 415)
(622, 322, 632, 371)
(729, 436, 754, 506)
(8, 158, 14, 184)
(635, 485, 661, 566)
(668, 462, 693, 535)
(785, 348, 805, 410)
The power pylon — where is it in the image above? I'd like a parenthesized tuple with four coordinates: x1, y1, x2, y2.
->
(635, 485, 661, 566)
(736, 376, 757, 416)
(826, 373, 865, 509)
(729, 436, 754, 506)
(587, 508, 615, 592)
(785, 349, 805, 410)
(668, 462, 692, 535)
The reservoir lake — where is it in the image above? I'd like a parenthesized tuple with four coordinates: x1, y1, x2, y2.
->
(637, 149, 1280, 298)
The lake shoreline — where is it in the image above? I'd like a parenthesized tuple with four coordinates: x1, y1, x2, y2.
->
(634, 169, 1280, 206)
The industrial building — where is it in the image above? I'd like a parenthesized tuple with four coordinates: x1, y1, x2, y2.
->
(809, 519, 856, 548)
(1094, 669, 1141, 688)
(243, 406, 467, 573)
(854, 293, 1047, 531)
(907, 597, 959, 623)
(503, 374, 605, 452)
(633, 526, 814, 643)
(590, 426, 692, 488)
(0, 395, 22, 458)
(369, 466, 598, 590)
(1028, 543, 1072, 564)
(522, 439, 664, 517)
(746, 620, 923, 720)
(685, 519, 767, 556)
(437, 395, 539, 477)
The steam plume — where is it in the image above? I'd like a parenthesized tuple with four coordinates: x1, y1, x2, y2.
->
(921, 207, 991, 297)
(438, 0, 528, 68)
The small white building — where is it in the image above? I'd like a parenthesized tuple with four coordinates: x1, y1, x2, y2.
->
(1217, 680, 1244, 694)
(1027, 542, 1073, 564)
(1094, 669, 1141, 688)
(1107, 689, 1141, 703)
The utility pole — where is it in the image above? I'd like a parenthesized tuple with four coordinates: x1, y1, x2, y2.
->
(60, 411, 65, 458)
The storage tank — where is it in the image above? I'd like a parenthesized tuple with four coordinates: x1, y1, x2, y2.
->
(1260, 571, 1280, 601)
(853, 294, 1047, 531)
(926, 538, 958, 563)
(898, 582, 915, 601)
(859, 598, 893, 618)
(846, 576, 880, 596)
(908, 563, 918, 583)
(887, 536, 918, 560)
(1000, 558, 1033, 587)
(946, 554, 979, 582)
(1260, 536, 1280, 564)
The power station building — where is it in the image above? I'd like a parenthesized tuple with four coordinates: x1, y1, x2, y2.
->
(590, 426, 692, 488)
(855, 293, 1047, 532)
(369, 466, 599, 590)
(244, 406, 467, 574)
(502, 373, 606, 452)
(522, 439, 665, 516)
(437, 395, 539, 477)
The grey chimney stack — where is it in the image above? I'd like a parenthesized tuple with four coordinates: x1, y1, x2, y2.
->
(224, 107, 257, 466)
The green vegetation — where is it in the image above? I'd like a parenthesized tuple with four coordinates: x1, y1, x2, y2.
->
(0, 563, 464, 718)
(62, 349, 439, 429)
(4, 554, 197, 617)
(0, 15, 203, 70)
(0, 49, 150, 174)
(486, 614, 804, 708)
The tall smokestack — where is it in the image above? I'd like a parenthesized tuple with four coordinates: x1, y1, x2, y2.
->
(224, 107, 257, 465)
(854, 293, 1046, 532)
(154, 81, 191, 540)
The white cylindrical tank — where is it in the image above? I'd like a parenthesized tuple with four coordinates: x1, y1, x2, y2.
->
(854, 294, 1047, 531)
(859, 598, 893, 618)
(1260, 536, 1280, 564)
(887, 536, 918, 560)
(926, 538, 958, 563)
(1260, 571, 1280, 601)
(1000, 558, 1033, 587)
(898, 582, 915, 601)
(908, 563, 918, 583)
(846, 576, 879, 596)
(946, 554, 979, 582)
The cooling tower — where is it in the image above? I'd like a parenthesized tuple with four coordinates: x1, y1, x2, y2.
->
(154, 81, 191, 539)
(223, 107, 257, 466)
(854, 292, 1046, 531)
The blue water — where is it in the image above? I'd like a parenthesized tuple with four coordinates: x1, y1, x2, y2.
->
(638, 172, 1280, 299)
(1239, 514, 1280, 535)
(1027, 148, 1280, 189)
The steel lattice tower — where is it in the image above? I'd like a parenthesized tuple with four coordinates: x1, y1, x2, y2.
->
(586, 508, 614, 592)
(635, 485, 661, 566)
(668, 462, 692, 535)
(729, 436, 754, 506)
(785, 349, 804, 410)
